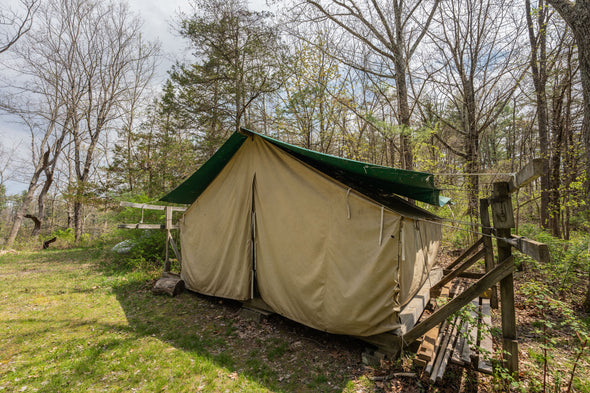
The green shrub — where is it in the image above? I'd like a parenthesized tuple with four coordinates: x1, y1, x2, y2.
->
(114, 230, 167, 271)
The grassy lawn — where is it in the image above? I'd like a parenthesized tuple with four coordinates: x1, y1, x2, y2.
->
(0, 247, 378, 393)
(2, 246, 590, 392)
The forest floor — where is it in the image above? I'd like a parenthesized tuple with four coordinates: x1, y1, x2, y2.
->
(0, 246, 589, 392)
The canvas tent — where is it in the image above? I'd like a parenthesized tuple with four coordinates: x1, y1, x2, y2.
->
(160, 129, 446, 337)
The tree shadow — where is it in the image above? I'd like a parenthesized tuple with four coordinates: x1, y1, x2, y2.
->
(110, 276, 372, 392)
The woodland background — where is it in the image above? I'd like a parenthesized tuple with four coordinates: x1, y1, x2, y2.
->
(2, 0, 590, 390)
(1, 0, 589, 297)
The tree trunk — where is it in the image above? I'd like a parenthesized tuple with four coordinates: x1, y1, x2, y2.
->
(465, 75, 479, 221)
(526, 0, 551, 229)
(547, 0, 590, 231)
(31, 172, 54, 238)
(466, 129, 480, 222)
(73, 200, 83, 242)
(394, 50, 413, 171)
(5, 187, 36, 247)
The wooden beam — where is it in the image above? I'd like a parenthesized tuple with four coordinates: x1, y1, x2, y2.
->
(493, 182, 519, 376)
(505, 236, 550, 263)
(431, 248, 485, 296)
(508, 158, 545, 193)
(120, 201, 187, 212)
(489, 183, 515, 229)
(168, 233, 182, 263)
(478, 298, 493, 374)
(461, 298, 480, 364)
(398, 267, 443, 334)
(403, 256, 515, 344)
(430, 316, 458, 382)
(425, 319, 448, 375)
(480, 198, 498, 309)
(445, 237, 484, 271)
(118, 223, 165, 229)
(443, 271, 485, 280)
(435, 316, 460, 382)
(118, 223, 180, 230)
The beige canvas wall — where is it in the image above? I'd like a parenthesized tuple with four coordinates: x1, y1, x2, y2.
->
(179, 135, 441, 336)
(251, 137, 403, 336)
(397, 219, 441, 306)
(179, 145, 254, 301)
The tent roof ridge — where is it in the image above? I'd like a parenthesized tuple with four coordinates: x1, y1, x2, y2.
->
(160, 129, 449, 210)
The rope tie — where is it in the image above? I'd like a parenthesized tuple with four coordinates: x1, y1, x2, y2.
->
(379, 205, 384, 246)
(346, 188, 351, 219)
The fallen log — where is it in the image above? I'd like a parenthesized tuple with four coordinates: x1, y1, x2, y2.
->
(152, 274, 184, 296)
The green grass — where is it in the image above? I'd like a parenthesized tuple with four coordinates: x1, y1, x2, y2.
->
(6, 244, 588, 392)
(0, 247, 372, 392)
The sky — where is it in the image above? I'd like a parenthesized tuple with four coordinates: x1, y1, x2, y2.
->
(0, 0, 270, 195)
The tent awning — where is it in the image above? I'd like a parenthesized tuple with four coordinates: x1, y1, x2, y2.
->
(160, 128, 449, 208)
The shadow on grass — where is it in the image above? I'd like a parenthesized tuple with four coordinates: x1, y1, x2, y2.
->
(109, 271, 372, 392)
(18, 247, 476, 392)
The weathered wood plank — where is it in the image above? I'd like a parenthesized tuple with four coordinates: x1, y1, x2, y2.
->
(493, 182, 519, 376)
(423, 283, 451, 375)
(425, 320, 448, 376)
(416, 325, 440, 362)
(398, 267, 443, 334)
(445, 237, 484, 272)
(478, 298, 493, 374)
(461, 299, 480, 364)
(404, 256, 515, 344)
(120, 201, 187, 212)
(443, 271, 485, 279)
(118, 223, 180, 230)
(119, 223, 161, 229)
(435, 316, 460, 382)
(508, 158, 545, 193)
(506, 236, 550, 263)
(430, 316, 457, 382)
(431, 248, 485, 296)
(168, 233, 182, 263)
(480, 198, 498, 308)
(451, 323, 466, 366)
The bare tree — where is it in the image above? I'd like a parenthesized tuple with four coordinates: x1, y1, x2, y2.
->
(424, 0, 525, 220)
(2, 0, 158, 245)
(526, 0, 551, 229)
(289, 0, 439, 170)
(0, 0, 38, 54)
(3, 111, 64, 246)
(545, 0, 590, 215)
(57, 0, 158, 242)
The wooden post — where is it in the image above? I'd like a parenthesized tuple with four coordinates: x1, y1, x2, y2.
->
(117, 201, 187, 274)
(480, 198, 498, 309)
(164, 206, 172, 272)
(403, 256, 515, 343)
(491, 182, 518, 376)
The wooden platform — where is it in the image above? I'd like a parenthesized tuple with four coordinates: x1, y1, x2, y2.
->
(414, 293, 494, 380)
(396, 267, 444, 335)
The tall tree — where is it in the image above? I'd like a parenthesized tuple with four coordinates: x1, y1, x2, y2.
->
(546, 0, 590, 218)
(275, 36, 350, 153)
(107, 83, 199, 198)
(292, 0, 439, 170)
(526, 0, 551, 230)
(2, 0, 158, 244)
(169, 0, 284, 148)
(0, 0, 38, 54)
(64, 0, 157, 241)
(424, 0, 525, 220)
